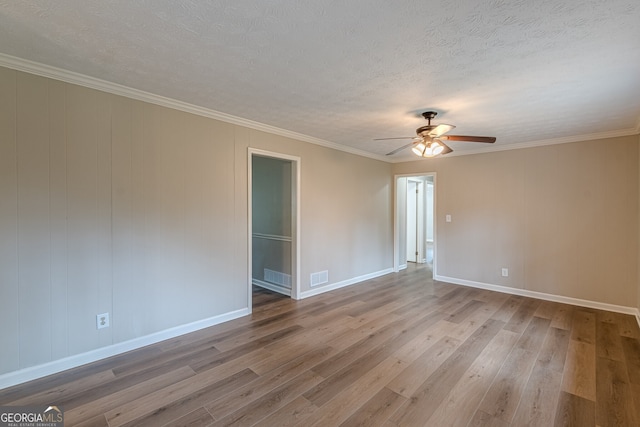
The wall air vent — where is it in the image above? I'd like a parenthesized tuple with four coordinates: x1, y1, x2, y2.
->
(310, 270, 329, 287)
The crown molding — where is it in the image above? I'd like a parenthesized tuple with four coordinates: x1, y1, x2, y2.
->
(391, 127, 640, 163)
(1, 53, 637, 165)
(0, 53, 388, 163)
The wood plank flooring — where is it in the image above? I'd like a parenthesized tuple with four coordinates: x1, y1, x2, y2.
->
(2, 264, 640, 426)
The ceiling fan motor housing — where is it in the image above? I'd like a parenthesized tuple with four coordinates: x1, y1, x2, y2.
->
(416, 125, 436, 137)
(421, 111, 438, 121)
(416, 111, 438, 137)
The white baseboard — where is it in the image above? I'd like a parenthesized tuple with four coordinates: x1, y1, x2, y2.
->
(0, 307, 250, 390)
(636, 309, 640, 329)
(435, 275, 637, 315)
(299, 268, 394, 299)
(252, 279, 291, 296)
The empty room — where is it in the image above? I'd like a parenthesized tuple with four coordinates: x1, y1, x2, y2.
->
(1, 1, 639, 426)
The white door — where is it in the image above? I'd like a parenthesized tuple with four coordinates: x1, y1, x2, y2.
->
(406, 180, 424, 263)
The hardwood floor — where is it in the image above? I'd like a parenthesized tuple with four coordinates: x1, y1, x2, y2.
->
(2, 264, 640, 426)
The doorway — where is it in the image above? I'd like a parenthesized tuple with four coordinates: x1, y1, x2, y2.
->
(394, 173, 435, 275)
(248, 149, 300, 311)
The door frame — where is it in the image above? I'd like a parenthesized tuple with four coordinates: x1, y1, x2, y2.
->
(406, 178, 425, 264)
(393, 173, 436, 274)
(247, 148, 301, 312)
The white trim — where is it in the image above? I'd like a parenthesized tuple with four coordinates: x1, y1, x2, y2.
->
(0, 308, 249, 390)
(299, 268, 394, 299)
(398, 263, 408, 271)
(434, 274, 638, 315)
(248, 149, 301, 303)
(0, 53, 387, 163)
(392, 128, 640, 163)
(3, 53, 636, 165)
(636, 309, 640, 330)
(252, 279, 291, 297)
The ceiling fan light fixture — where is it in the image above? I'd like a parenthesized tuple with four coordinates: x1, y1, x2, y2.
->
(380, 111, 496, 157)
(412, 142, 427, 156)
(414, 139, 444, 158)
(430, 139, 445, 156)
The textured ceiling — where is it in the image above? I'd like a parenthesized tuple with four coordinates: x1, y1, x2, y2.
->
(1, 0, 639, 161)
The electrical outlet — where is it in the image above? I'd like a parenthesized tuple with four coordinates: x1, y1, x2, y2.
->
(97, 313, 110, 329)
(501, 268, 509, 277)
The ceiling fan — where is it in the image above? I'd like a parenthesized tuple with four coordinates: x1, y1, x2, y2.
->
(376, 111, 496, 157)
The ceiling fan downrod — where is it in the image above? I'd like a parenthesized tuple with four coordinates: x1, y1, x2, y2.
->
(421, 111, 437, 125)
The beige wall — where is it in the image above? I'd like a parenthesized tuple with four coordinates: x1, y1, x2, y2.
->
(0, 67, 392, 376)
(3, 60, 634, 381)
(239, 129, 393, 290)
(393, 136, 639, 307)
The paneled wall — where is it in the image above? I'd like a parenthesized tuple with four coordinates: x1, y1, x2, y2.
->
(0, 66, 393, 378)
(393, 136, 639, 308)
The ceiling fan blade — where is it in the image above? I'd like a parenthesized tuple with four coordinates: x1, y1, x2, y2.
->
(439, 141, 453, 155)
(386, 141, 418, 156)
(427, 124, 455, 137)
(441, 135, 496, 143)
(374, 136, 417, 141)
